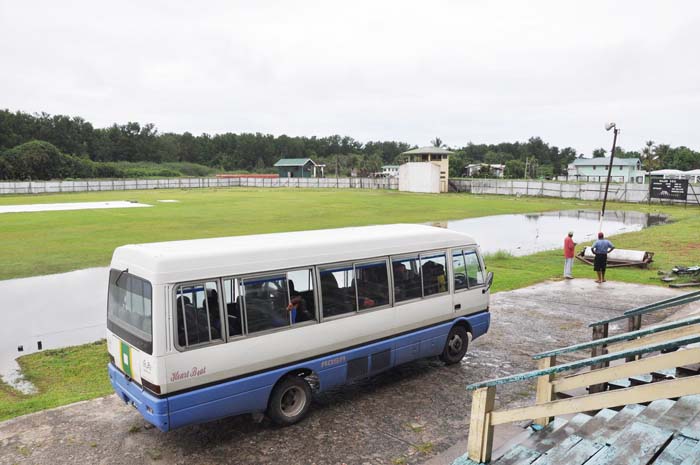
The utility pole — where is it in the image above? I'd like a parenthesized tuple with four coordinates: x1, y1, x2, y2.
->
(600, 123, 619, 232)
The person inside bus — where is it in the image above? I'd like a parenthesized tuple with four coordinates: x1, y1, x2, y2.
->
(287, 280, 313, 323)
(203, 288, 222, 340)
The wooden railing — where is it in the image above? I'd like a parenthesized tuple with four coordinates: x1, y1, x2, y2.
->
(465, 314, 700, 463)
(586, 290, 700, 389)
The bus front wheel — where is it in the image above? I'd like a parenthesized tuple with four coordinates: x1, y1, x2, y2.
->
(267, 375, 312, 425)
(440, 326, 469, 365)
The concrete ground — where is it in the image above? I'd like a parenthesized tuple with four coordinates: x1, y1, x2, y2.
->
(0, 279, 694, 465)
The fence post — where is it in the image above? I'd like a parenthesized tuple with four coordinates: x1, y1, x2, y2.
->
(589, 322, 609, 393)
(534, 355, 556, 426)
(626, 315, 643, 362)
(467, 386, 496, 463)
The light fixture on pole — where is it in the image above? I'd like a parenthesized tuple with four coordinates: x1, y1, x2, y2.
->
(599, 122, 619, 232)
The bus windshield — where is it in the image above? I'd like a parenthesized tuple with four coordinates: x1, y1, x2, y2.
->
(107, 269, 153, 352)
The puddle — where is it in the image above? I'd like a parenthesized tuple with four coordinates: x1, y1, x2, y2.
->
(433, 210, 666, 256)
(0, 201, 151, 214)
(0, 209, 666, 390)
(0, 268, 107, 391)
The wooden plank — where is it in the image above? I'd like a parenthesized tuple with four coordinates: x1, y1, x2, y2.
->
(533, 316, 700, 361)
(584, 422, 674, 465)
(450, 455, 481, 465)
(607, 325, 700, 354)
(534, 356, 556, 427)
(519, 414, 591, 453)
(681, 411, 700, 440)
(529, 435, 582, 464)
(653, 395, 700, 431)
(634, 399, 676, 426)
(574, 409, 617, 439)
(597, 404, 645, 444)
(467, 386, 496, 463)
(654, 435, 699, 465)
(531, 437, 605, 465)
(552, 349, 700, 393)
(492, 445, 541, 465)
(490, 376, 700, 426)
(678, 441, 700, 465)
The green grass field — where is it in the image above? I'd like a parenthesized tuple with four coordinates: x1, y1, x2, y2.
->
(1, 188, 699, 420)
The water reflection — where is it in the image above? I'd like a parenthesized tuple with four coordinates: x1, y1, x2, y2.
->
(434, 210, 666, 256)
(0, 268, 107, 390)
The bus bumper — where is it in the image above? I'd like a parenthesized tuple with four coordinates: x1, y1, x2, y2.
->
(108, 363, 170, 432)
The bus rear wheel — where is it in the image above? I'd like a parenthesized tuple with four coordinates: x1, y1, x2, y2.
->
(440, 326, 469, 365)
(267, 375, 312, 425)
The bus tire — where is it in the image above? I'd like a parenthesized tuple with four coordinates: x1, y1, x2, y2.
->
(440, 326, 469, 365)
(267, 375, 312, 426)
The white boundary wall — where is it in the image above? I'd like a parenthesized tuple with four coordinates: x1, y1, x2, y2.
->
(1, 176, 698, 206)
(0, 177, 398, 195)
(449, 178, 700, 205)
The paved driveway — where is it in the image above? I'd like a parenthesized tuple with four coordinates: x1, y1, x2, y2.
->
(0, 280, 689, 465)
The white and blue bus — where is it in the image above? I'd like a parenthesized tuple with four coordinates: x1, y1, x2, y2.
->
(107, 224, 492, 431)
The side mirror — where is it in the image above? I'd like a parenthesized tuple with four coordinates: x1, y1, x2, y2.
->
(482, 272, 494, 294)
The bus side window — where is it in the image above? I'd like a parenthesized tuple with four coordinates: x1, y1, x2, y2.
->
(223, 278, 243, 337)
(392, 256, 422, 303)
(464, 251, 485, 287)
(452, 250, 468, 291)
(176, 281, 223, 349)
(421, 253, 448, 296)
(355, 261, 390, 310)
(243, 275, 289, 333)
(287, 268, 316, 324)
(319, 265, 356, 317)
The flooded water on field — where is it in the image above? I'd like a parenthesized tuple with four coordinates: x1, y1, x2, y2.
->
(0, 209, 666, 389)
(433, 210, 667, 256)
(0, 268, 108, 390)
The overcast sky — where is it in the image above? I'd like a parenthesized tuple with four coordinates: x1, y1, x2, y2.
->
(1, 1, 699, 155)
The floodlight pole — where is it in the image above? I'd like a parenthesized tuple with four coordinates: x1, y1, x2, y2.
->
(599, 126, 619, 232)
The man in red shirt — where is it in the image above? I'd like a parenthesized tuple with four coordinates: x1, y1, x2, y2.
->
(563, 231, 576, 279)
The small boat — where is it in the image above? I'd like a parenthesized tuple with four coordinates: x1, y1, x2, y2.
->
(576, 247, 654, 268)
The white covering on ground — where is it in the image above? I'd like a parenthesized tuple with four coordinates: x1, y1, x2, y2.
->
(0, 201, 152, 214)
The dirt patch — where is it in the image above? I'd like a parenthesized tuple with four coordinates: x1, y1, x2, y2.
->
(0, 280, 693, 465)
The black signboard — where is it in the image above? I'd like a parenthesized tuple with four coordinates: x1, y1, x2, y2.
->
(650, 178, 688, 201)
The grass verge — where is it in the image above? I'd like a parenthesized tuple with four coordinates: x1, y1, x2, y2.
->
(0, 341, 111, 421)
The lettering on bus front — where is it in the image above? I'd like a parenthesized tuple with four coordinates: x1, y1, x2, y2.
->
(170, 366, 207, 383)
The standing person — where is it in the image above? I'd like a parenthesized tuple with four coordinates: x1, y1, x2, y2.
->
(563, 231, 576, 279)
(592, 232, 615, 283)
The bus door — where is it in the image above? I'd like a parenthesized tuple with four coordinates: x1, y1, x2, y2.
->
(451, 248, 489, 314)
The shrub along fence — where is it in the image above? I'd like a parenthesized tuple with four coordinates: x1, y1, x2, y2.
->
(0, 176, 399, 195)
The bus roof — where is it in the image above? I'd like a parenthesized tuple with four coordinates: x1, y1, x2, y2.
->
(110, 224, 477, 284)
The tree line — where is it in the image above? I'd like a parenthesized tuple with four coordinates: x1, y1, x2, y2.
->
(1, 109, 698, 181)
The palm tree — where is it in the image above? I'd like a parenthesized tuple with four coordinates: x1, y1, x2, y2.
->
(431, 137, 446, 148)
(641, 140, 659, 172)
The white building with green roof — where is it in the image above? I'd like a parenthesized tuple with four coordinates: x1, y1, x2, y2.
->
(273, 158, 325, 178)
(567, 157, 645, 183)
